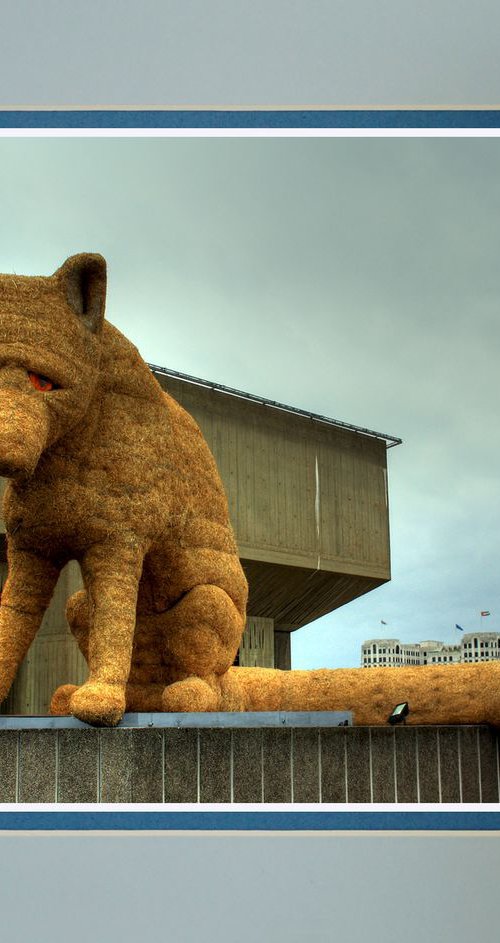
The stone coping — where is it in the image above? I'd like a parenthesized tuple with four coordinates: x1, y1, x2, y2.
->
(0, 710, 353, 729)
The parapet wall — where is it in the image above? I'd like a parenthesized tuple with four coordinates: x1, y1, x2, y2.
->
(0, 715, 498, 803)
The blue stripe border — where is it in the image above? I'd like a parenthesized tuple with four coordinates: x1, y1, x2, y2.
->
(1, 812, 500, 830)
(1, 110, 500, 128)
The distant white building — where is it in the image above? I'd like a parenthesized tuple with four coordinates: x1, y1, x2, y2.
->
(461, 632, 500, 663)
(361, 632, 500, 667)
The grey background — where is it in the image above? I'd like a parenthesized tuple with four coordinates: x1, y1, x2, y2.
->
(0, 833, 498, 941)
(0, 0, 500, 106)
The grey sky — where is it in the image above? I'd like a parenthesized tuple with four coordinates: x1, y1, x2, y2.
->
(0, 833, 498, 942)
(0, 136, 498, 669)
(1, 0, 500, 106)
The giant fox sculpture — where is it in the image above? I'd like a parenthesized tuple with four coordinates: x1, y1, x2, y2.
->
(0, 254, 498, 727)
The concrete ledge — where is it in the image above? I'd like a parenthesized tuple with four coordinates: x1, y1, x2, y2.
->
(0, 711, 353, 729)
(0, 721, 497, 803)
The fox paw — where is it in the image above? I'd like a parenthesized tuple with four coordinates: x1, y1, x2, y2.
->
(50, 684, 79, 715)
(69, 682, 126, 727)
(162, 677, 219, 712)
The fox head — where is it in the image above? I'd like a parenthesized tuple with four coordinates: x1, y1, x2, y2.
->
(0, 253, 107, 479)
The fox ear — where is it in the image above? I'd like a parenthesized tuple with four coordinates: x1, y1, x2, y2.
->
(55, 253, 107, 333)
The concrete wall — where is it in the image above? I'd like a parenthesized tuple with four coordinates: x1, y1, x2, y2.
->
(0, 721, 497, 803)
(161, 374, 391, 584)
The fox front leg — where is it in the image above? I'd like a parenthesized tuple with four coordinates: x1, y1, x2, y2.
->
(0, 546, 61, 704)
(69, 538, 146, 726)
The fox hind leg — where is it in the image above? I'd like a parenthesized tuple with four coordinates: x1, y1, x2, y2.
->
(160, 583, 245, 712)
(52, 583, 247, 715)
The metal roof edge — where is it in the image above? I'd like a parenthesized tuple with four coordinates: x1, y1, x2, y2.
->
(148, 363, 402, 449)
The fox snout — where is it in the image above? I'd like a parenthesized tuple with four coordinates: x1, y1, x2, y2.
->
(0, 255, 107, 483)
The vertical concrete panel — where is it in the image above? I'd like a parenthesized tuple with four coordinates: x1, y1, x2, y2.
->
(0, 731, 18, 802)
(320, 728, 347, 802)
(292, 729, 320, 803)
(100, 729, 163, 802)
(129, 729, 163, 802)
(57, 729, 99, 802)
(459, 728, 480, 802)
(18, 731, 56, 802)
(232, 729, 262, 802)
(345, 728, 371, 803)
(274, 631, 291, 670)
(2, 561, 86, 715)
(370, 728, 396, 802)
(262, 728, 292, 802)
(239, 617, 275, 667)
(478, 727, 499, 803)
(394, 727, 418, 802)
(199, 730, 231, 803)
(0, 477, 7, 532)
(416, 728, 440, 803)
(100, 729, 132, 803)
(164, 729, 198, 803)
(0, 657, 30, 715)
(438, 729, 460, 803)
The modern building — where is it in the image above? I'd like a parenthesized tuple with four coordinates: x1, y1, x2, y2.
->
(0, 364, 400, 713)
(361, 632, 499, 667)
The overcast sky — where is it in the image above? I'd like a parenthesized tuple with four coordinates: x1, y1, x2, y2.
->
(0, 135, 498, 669)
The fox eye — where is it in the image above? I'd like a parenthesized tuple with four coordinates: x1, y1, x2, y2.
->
(28, 372, 59, 392)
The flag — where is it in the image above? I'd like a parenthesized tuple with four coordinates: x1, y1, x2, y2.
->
(381, 620, 387, 625)
(481, 611, 491, 617)
(455, 624, 464, 631)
